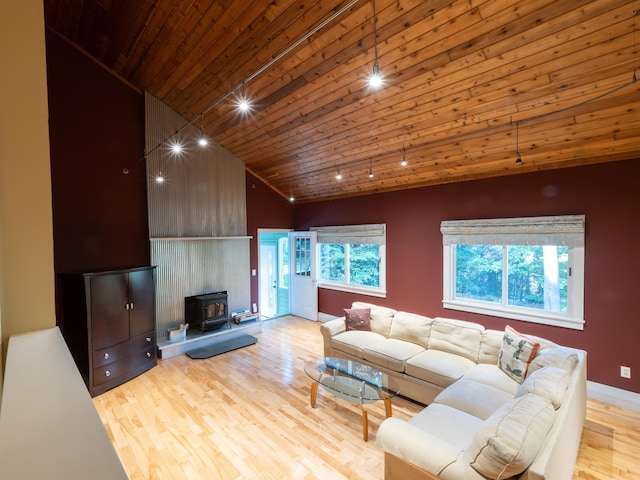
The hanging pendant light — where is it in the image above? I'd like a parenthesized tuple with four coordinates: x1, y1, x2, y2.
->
(401, 144, 408, 166)
(368, 0, 383, 88)
(515, 121, 523, 165)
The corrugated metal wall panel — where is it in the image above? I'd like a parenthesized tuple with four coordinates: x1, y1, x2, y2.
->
(151, 239, 251, 333)
(145, 92, 246, 238)
(145, 92, 251, 337)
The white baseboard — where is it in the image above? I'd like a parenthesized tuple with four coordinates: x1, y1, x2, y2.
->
(587, 381, 640, 412)
(318, 312, 338, 323)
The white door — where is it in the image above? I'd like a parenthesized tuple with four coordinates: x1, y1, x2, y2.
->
(259, 245, 277, 318)
(289, 231, 318, 321)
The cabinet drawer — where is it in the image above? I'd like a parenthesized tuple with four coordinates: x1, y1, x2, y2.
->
(93, 346, 156, 387)
(93, 332, 155, 368)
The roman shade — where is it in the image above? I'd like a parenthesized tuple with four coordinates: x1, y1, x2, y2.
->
(310, 223, 386, 245)
(440, 215, 584, 247)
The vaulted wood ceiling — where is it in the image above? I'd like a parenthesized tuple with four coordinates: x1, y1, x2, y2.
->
(45, 0, 640, 202)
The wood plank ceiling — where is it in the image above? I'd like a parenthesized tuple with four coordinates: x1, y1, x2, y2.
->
(44, 0, 640, 203)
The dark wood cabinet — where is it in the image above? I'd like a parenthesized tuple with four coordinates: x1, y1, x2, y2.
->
(57, 266, 157, 397)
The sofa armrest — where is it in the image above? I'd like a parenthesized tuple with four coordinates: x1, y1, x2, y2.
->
(321, 317, 346, 337)
(376, 418, 462, 476)
(320, 317, 346, 358)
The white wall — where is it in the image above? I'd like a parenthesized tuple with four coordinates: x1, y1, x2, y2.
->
(0, 0, 56, 386)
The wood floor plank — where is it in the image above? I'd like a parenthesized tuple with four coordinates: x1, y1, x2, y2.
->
(93, 316, 640, 479)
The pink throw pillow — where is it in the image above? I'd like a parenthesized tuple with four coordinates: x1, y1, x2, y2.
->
(344, 308, 371, 331)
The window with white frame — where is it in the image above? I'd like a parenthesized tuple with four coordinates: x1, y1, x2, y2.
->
(311, 224, 386, 297)
(441, 215, 585, 330)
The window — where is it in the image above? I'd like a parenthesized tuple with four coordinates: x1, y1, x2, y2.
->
(441, 216, 585, 330)
(311, 224, 386, 297)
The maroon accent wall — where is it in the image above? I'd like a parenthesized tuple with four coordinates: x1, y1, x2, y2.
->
(294, 159, 640, 393)
(46, 32, 149, 273)
(246, 173, 295, 310)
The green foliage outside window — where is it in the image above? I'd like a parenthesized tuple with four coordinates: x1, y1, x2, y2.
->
(319, 243, 380, 287)
(455, 244, 568, 312)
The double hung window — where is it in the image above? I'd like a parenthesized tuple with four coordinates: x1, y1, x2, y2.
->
(311, 224, 386, 297)
(441, 216, 585, 330)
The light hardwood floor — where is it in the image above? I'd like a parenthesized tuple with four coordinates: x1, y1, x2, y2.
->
(93, 316, 640, 479)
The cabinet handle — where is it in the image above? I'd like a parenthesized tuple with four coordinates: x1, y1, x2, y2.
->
(146, 352, 152, 358)
(130, 302, 134, 310)
(104, 353, 110, 360)
(125, 303, 130, 310)
(146, 337, 152, 342)
(105, 370, 111, 377)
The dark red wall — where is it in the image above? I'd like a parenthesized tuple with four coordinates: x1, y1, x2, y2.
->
(294, 159, 640, 393)
(246, 173, 295, 311)
(46, 32, 149, 272)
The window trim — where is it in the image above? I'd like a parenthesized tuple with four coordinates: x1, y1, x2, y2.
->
(441, 216, 585, 330)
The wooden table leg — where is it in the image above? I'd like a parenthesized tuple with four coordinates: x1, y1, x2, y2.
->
(360, 404, 369, 442)
(384, 396, 393, 418)
(310, 382, 319, 408)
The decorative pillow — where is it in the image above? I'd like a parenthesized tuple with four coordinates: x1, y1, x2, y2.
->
(344, 308, 371, 331)
(498, 326, 540, 383)
(468, 394, 556, 479)
(515, 366, 571, 409)
(528, 347, 579, 375)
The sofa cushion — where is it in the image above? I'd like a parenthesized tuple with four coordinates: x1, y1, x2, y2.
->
(462, 364, 519, 395)
(468, 394, 556, 479)
(388, 311, 432, 348)
(344, 307, 371, 331)
(352, 301, 396, 337)
(406, 350, 476, 388)
(479, 330, 504, 364)
(515, 366, 572, 409)
(498, 326, 540, 384)
(363, 339, 425, 372)
(409, 403, 485, 451)
(428, 317, 484, 362)
(331, 330, 386, 359)
(529, 346, 579, 375)
(434, 379, 514, 420)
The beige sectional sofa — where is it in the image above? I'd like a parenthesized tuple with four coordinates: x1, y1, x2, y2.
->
(320, 302, 587, 480)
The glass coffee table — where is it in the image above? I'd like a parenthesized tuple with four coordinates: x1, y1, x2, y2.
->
(304, 357, 400, 441)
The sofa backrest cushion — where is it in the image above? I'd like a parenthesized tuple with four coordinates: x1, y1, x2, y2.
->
(388, 311, 433, 348)
(528, 346, 579, 375)
(479, 330, 504, 364)
(428, 317, 484, 362)
(468, 394, 556, 479)
(352, 302, 396, 337)
(515, 366, 572, 409)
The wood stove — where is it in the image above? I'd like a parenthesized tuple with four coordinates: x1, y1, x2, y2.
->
(184, 291, 230, 332)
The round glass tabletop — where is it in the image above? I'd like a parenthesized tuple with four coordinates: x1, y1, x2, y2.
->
(304, 357, 400, 404)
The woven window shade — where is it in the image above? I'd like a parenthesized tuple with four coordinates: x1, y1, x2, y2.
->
(310, 224, 386, 245)
(440, 215, 584, 247)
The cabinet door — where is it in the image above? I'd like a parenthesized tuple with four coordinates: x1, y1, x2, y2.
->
(128, 268, 155, 338)
(90, 273, 130, 350)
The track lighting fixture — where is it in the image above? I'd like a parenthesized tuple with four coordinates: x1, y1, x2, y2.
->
(368, 158, 374, 178)
(335, 164, 342, 180)
(368, 0, 383, 88)
(237, 82, 251, 113)
(198, 115, 209, 147)
(169, 141, 183, 155)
